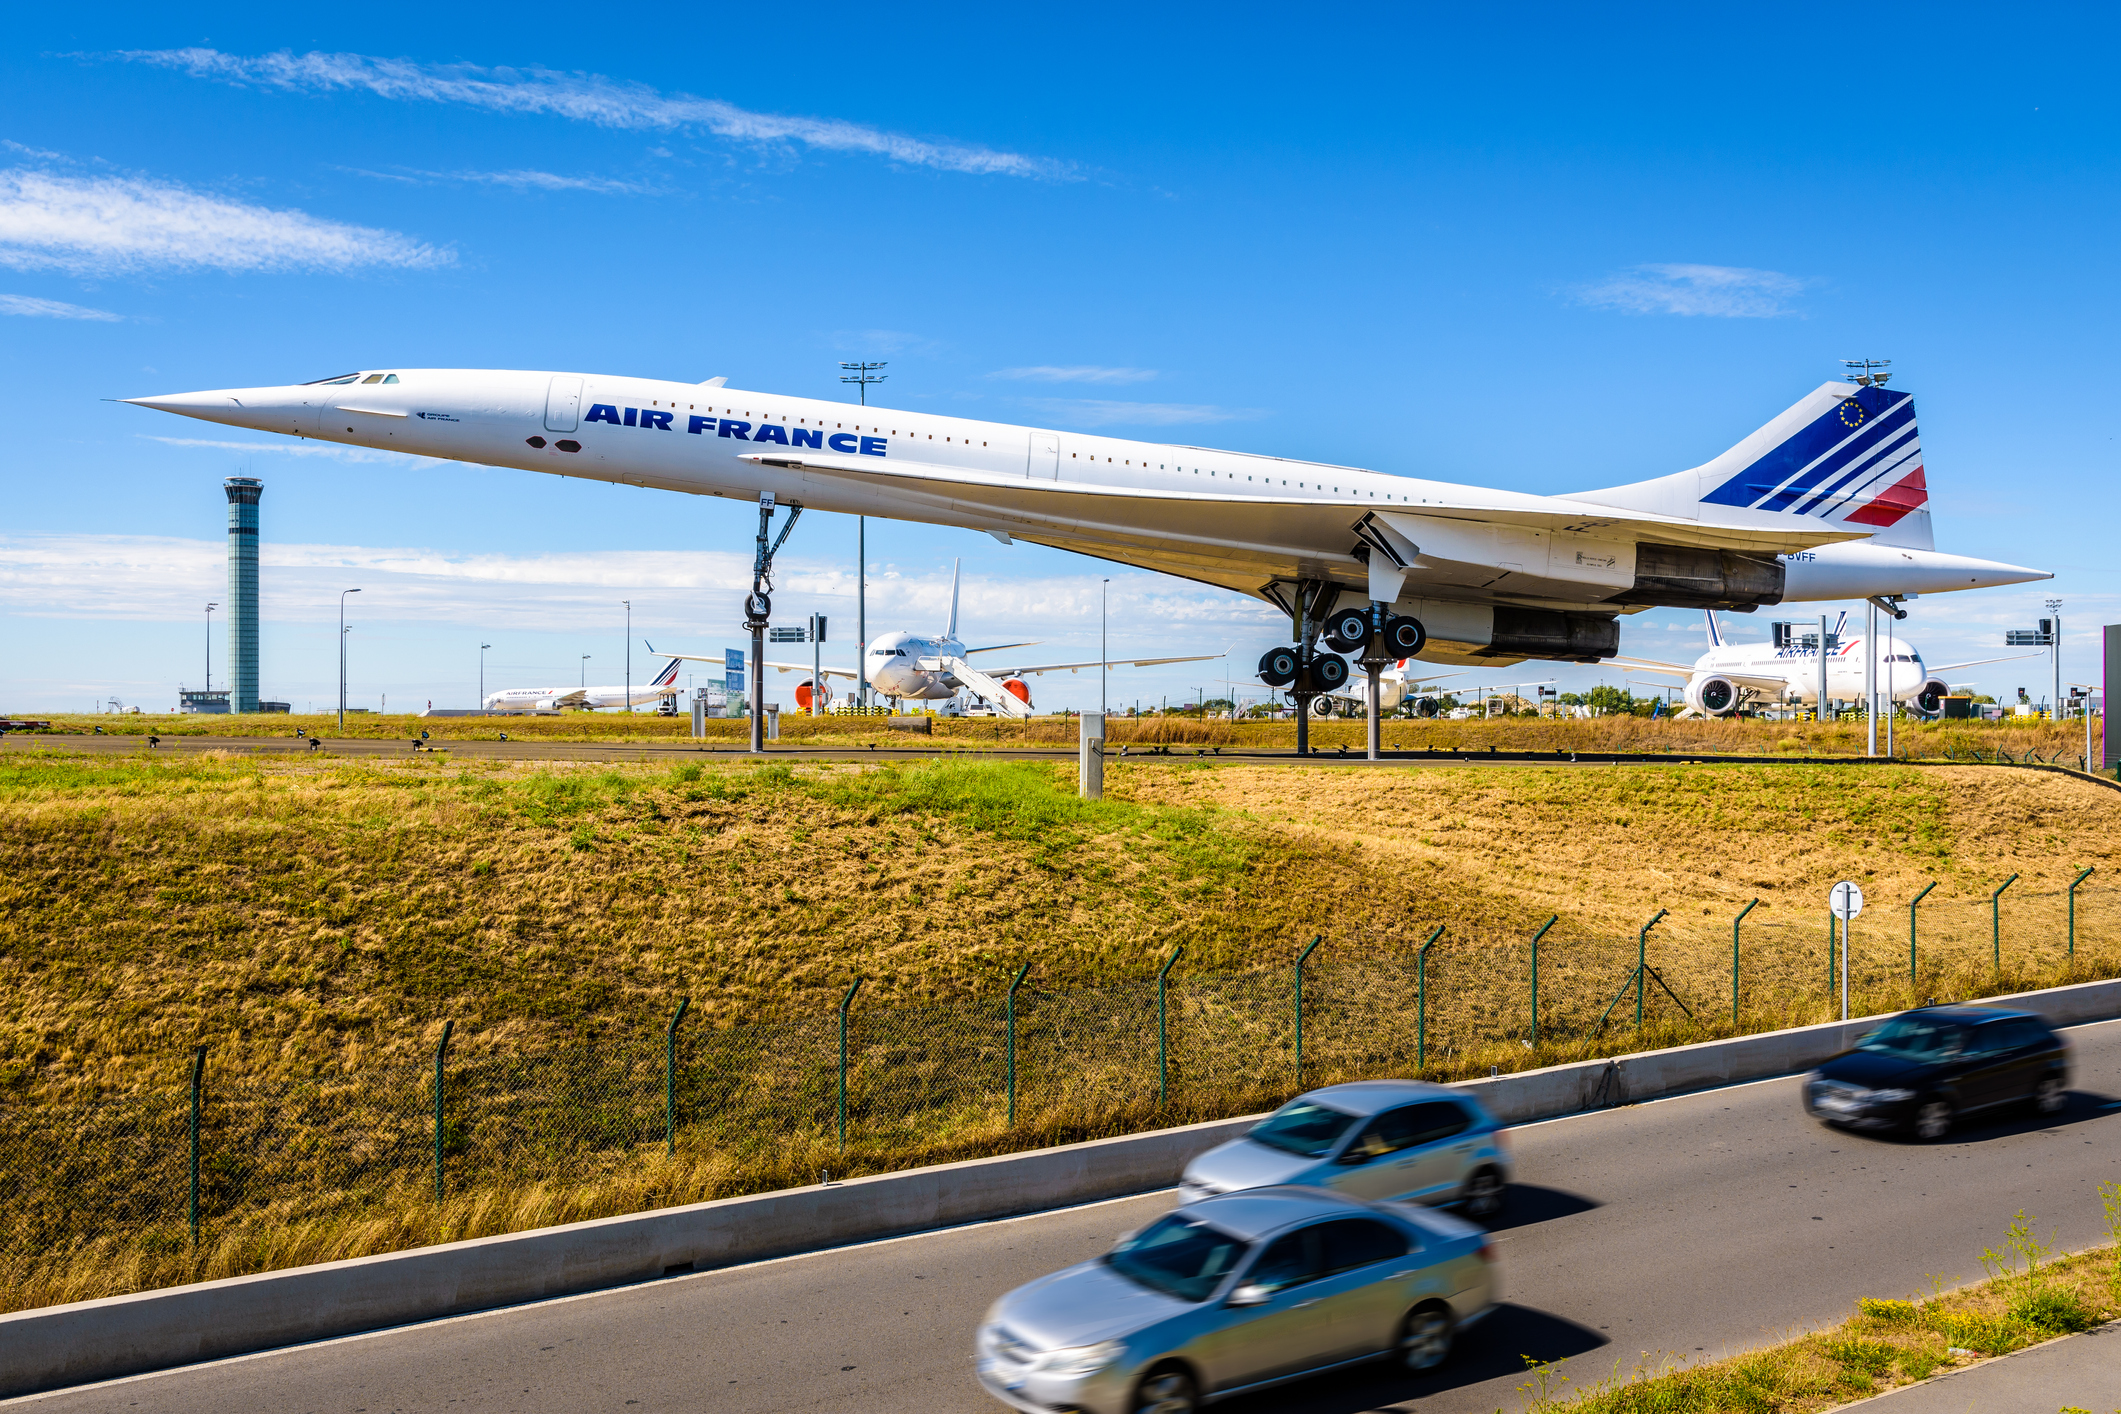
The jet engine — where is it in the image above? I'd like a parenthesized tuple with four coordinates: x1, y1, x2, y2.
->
(794, 679, 832, 713)
(1684, 674, 1741, 716)
(1913, 677, 1950, 717)
(1002, 677, 1033, 708)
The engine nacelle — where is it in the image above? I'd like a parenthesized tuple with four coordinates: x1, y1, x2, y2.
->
(1002, 677, 1032, 707)
(1684, 674, 1741, 716)
(1913, 677, 1950, 717)
(794, 679, 832, 713)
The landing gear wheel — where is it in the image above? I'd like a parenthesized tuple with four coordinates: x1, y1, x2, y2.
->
(745, 591, 771, 620)
(1383, 615, 1426, 657)
(1460, 1166, 1506, 1220)
(1309, 694, 1337, 718)
(1322, 606, 1372, 654)
(1912, 1098, 1953, 1142)
(1396, 1303, 1456, 1372)
(2034, 1075, 2066, 1114)
(1257, 647, 1299, 688)
(1310, 654, 1350, 691)
(1132, 1364, 1199, 1414)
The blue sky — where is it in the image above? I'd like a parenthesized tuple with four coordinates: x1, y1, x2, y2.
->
(4, 6, 2115, 714)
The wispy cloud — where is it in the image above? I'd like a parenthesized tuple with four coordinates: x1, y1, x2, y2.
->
(1020, 398, 1269, 428)
(990, 366, 1158, 385)
(0, 166, 452, 275)
(0, 292, 120, 320)
(340, 165, 652, 195)
(137, 434, 434, 465)
(119, 48, 1073, 180)
(2, 140, 67, 161)
(1575, 263, 1811, 318)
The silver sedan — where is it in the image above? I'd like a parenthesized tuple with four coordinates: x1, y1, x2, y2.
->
(973, 1185, 1496, 1414)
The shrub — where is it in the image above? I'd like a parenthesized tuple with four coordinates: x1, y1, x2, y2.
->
(2009, 1286, 2097, 1335)
(1857, 1297, 1917, 1324)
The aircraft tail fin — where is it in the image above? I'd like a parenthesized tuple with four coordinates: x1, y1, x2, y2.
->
(1572, 380, 1934, 551)
(1832, 609, 1849, 642)
(650, 654, 683, 689)
(945, 558, 961, 639)
(1704, 610, 1724, 649)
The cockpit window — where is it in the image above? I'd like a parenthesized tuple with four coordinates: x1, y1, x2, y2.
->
(383, 374, 399, 383)
(305, 373, 363, 385)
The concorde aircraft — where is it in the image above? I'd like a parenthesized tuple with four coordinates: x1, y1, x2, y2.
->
(651, 560, 1218, 717)
(1609, 611, 2040, 717)
(484, 656, 683, 712)
(123, 369, 2048, 672)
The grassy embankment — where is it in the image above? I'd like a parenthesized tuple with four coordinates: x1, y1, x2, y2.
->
(4, 751, 2119, 1310)
(18, 709, 2096, 761)
(1513, 1196, 2121, 1413)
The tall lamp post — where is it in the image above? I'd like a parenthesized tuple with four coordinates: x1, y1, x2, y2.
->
(581, 655, 591, 692)
(479, 642, 491, 710)
(1100, 578, 1109, 720)
(840, 361, 886, 710)
(204, 601, 218, 693)
(338, 588, 361, 732)
(623, 600, 632, 714)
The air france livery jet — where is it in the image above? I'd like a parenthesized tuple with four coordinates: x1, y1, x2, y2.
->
(484, 657, 682, 712)
(654, 561, 1217, 717)
(1611, 612, 2038, 717)
(125, 370, 2047, 669)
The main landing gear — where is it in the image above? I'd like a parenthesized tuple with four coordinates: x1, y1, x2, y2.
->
(1259, 591, 1426, 757)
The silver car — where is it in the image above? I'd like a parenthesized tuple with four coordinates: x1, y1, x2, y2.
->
(1179, 1081, 1510, 1218)
(974, 1186, 1496, 1414)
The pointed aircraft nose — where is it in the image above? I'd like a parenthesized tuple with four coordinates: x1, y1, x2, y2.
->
(122, 384, 323, 438)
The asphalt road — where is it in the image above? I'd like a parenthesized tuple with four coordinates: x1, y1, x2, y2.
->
(17, 1020, 2121, 1414)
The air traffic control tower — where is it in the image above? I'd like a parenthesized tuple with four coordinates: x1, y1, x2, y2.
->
(224, 477, 261, 713)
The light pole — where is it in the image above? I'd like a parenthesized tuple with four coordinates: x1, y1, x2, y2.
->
(623, 600, 632, 714)
(2046, 597, 2063, 718)
(338, 588, 361, 732)
(841, 362, 886, 711)
(479, 643, 491, 710)
(204, 602, 218, 693)
(581, 655, 591, 691)
(1100, 578, 1109, 719)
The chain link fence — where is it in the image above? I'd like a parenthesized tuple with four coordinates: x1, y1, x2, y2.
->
(6, 883, 2120, 1294)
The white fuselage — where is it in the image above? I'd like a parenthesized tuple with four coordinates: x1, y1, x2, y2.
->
(483, 681, 677, 711)
(1699, 634, 1928, 707)
(125, 368, 2049, 668)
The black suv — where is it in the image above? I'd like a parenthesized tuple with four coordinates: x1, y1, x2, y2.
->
(1804, 1005, 2071, 1140)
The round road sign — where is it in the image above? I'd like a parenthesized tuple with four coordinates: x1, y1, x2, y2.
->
(1830, 880, 1865, 920)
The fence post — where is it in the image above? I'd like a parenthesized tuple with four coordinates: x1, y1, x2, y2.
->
(1991, 874, 2019, 974)
(1731, 899, 1759, 1025)
(1156, 947, 1183, 1108)
(1416, 926, 1443, 1072)
(1005, 964, 1031, 1125)
(2069, 867, 2095, 963)
(665, 998, 690, 1157)
(432, 1018, 453, 1203)
(837, 978, 864, 1153)
(1293, 936, 1323, 1087)
(1908, 881, 1937, 989)
(1636, 909, 1668, 1029)
(1529, 917, 1557, 1050)
(187, 1045, 206, 1247)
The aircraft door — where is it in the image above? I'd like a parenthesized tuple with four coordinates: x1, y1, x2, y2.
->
(1028, 432, 1059, 479)
(544, 376, 583, 433)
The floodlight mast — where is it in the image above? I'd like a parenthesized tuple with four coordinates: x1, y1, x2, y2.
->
(839, 362, 886, 711)
(1842, 357, 1893, 387)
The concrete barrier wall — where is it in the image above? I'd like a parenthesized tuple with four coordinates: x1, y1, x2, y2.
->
(8, 976, 2119, 1397)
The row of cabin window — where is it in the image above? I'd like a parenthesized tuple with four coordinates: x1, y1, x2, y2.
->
(1068, 450, 1402, 499)
(637, 399, 991, 445)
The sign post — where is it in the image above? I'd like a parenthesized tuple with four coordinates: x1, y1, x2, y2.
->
(1830, 880, 1864, 1021)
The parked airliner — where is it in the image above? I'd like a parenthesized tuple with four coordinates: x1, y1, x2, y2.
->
(653, 562, 1217, 717)
(484, 657, 682, 712)
(124, 369, 2047, 672)
(1612, 611, 2039, 716)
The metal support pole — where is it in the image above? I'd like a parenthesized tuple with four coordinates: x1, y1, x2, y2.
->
(1817, 613, 1830, 723)
(1732, 899, 1759, 1024)
(1908, 881, 1936, 989)
(1005, 964, 1030, 1126)
(1992, 874, 2019, 974)
(1636, 909, 1668, 1029)
(665, 998, 689, 1157)
(432, 1018, 452, 1203)
(1529, 916, 1557, 1050)
(837, 978, 863, 1152)
(2069, 867, 2095, 962)
(1827, 912, 1837, 996)
(1841, 906, 1851, 1022)
(1293, 936, 1322, 1087)
(188, 1045, 206, 1247)
(1416, 926, 1442, 1072)
(857, 517, 867, 710)
(1865, 600, 1878, 757)
(1156, 947, 1183, 1107)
